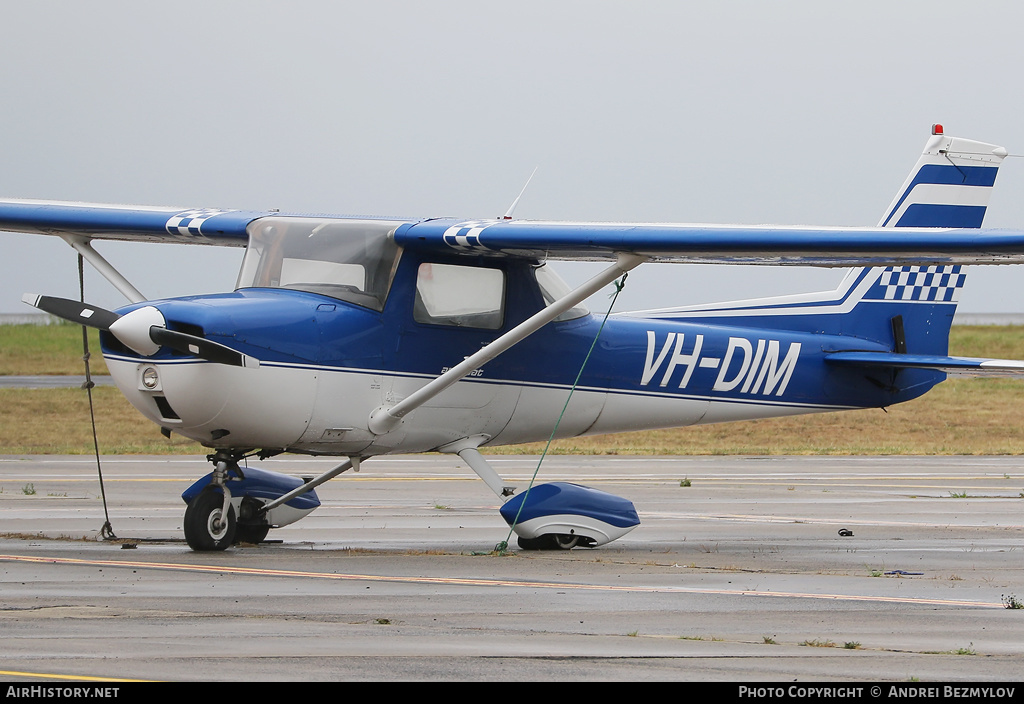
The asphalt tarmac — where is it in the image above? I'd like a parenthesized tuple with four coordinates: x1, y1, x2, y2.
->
(0, 454, 1022, 682)
(0, 375, 113, 389)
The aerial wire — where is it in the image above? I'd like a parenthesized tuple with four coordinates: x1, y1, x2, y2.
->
(494, 272, 628, 554)
(78, 253, 116, 540)
(502, 167, 539, 220)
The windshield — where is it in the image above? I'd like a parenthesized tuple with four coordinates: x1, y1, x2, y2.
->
(237, 217, 403, 311)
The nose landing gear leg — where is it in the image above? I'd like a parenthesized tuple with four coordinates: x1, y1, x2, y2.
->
(183, 451, 239, 551)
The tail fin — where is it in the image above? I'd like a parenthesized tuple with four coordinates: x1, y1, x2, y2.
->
(843, 127, 1007, 311)
(878, 125, 1006, 228)
(844, 126, 1008, 354)
(641, 127, 1008, 358)
(823, 128, 1018, 395)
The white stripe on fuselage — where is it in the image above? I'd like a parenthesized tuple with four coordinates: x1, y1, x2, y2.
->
(102, 353, 845, 412)
(630, 268, 877, 319)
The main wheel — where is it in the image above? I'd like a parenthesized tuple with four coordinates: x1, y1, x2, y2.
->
(517, 534, 581, 550)
(552, 534, 580, 550)
(183, 488, 237, 551)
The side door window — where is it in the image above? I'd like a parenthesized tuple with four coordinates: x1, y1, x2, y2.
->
(414, 263, 505, 330)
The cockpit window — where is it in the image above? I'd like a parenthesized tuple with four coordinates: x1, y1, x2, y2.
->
(237, 217, 403, 311)
(533, 262, 589, 321)
(414, 263, 505, 329)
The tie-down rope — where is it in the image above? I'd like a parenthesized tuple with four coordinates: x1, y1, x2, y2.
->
(78, 254, 116, 540)
(494, 272, 628, 553)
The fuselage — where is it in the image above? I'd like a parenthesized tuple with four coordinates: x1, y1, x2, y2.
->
(101, 246, 940, 457)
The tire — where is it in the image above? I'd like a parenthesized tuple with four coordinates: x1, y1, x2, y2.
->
(234, 524, 270, 545)
(518, 534, 580, 550)
(183, 488, 237, 551)
(517, 535, 550, 550)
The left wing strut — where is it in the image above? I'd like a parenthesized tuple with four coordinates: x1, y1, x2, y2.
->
(61, 235, 146, 303)
(366, 252, 646, 435)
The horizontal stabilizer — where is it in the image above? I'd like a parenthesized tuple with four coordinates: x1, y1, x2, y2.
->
(825, 351, 1024, 377)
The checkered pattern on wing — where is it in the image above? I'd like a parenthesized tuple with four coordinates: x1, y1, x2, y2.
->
(873, 265, 966, 302)
(165, 209, 229, 236)
(441, 220, 497, 252)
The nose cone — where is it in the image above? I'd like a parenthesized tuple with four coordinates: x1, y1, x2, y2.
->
(108, 305, 166, 356)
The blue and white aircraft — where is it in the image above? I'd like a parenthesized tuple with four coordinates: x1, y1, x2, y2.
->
(4, 125, 1024, 551)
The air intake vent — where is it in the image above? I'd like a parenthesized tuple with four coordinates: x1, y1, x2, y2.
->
(153, 395, 180, 420)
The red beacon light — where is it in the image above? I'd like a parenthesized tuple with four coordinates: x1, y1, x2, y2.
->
(932, 123, 944, 135)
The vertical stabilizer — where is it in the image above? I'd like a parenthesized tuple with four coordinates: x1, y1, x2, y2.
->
(638, 128, 1009, 361)
(830, 126, 1007, 397)
(842, 127, 1008, 354)
(878, 125, 1007, 228)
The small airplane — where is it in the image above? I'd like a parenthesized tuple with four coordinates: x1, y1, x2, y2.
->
(4, 124, 1024, 551)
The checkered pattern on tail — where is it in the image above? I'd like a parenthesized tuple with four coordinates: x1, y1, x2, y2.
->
(866, 265, 966, 303)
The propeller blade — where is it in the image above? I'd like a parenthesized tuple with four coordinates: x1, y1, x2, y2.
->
(23, 293, 258, 368)
(22, 294, 120, 330)
(149, 327, 260, 369)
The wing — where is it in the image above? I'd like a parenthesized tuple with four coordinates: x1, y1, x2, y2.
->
(5, 200, 1024, 267)
(4, 129, 1023, 264)
(394, 218, 1024, 267)
(396, 129, 1022, 266)
(0, 199, 270, 245)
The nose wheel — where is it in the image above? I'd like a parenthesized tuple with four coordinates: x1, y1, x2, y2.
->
(183, 487, 237, 551)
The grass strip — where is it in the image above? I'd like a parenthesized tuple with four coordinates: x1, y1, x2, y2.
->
(1, 324, 1023, 455)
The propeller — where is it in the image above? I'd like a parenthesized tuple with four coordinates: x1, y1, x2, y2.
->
(22, 294, 259, 369)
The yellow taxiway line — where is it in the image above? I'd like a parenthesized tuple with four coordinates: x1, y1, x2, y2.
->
(0, 553, 1006, 609)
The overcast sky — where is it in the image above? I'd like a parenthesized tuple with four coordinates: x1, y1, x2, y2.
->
(3, 1, 1024, 314)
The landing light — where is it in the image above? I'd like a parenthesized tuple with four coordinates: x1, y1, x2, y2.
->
(141, 366, 159, 390)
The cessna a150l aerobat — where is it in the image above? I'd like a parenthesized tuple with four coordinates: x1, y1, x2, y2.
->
(5, 125, 1024, 551)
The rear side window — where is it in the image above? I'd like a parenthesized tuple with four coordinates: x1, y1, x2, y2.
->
(414, 263, 505, 329)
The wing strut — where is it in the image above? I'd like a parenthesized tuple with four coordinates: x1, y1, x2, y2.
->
(61, 235, 146, 303)
(367, 252, 646, 435)
(256, 457, 357, 515)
